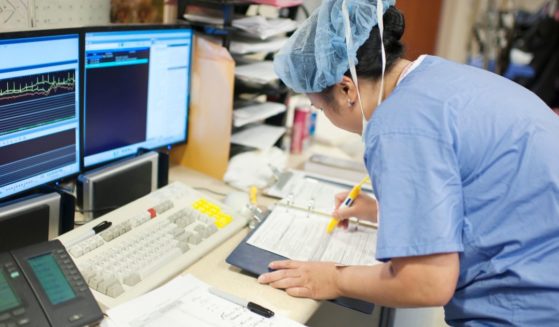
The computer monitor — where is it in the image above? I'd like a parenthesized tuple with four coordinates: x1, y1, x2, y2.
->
(82, 26, 193, 168)
(0, 32, 81, 200)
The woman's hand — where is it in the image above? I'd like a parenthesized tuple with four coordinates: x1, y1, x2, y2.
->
(257, 260, 341, 300)
(332, 192, 378, 227)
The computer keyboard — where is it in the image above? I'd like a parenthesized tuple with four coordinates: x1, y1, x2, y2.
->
(58, 181, 248, 309)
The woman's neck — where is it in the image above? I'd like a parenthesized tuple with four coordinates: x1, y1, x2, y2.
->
(360, 58, 413, 120)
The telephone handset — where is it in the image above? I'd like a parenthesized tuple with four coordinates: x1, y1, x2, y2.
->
(0, 240, 103, 327)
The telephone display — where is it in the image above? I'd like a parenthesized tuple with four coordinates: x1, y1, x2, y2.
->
(0, 240, 103, 327)
(0, 269, 21, 311)
(28, 253, 77, 305)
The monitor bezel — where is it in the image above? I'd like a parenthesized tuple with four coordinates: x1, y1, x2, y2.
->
(80, 24, 193, 171)
(0, 28, 82, 202)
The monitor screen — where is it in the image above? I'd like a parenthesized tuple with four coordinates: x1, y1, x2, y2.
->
(83, 27, 192, 168)
(0, 33, 81, 200)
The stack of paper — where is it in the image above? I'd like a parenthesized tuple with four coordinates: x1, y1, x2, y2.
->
(233, 16, 297, 40)
(235, 61, 278, 84)
(231, 124, 286, 150)
(234, 102, 287, 127)
(230, 36, 287, 55)
(101, 274, 304, 327)
(183, 13, 225, 25)
(251, 0, 303, 7)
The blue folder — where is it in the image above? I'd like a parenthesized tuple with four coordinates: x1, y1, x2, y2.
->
(226, 218, 375, 314)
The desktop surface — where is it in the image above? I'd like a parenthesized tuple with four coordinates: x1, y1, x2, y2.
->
(83, 27, 192, 168)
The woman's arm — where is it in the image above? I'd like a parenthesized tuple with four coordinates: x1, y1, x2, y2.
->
(258, 252, 459, 307)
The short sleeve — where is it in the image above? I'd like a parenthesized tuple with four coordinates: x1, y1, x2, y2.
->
(365, 132, 464, 261)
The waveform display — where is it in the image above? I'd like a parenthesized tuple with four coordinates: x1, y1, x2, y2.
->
(0, 69, 75, 104)
(0, 69, 76, 135)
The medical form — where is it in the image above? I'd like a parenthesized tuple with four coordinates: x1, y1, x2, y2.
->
(247, 206, 380, 266)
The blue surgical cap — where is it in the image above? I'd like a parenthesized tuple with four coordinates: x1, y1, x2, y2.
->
(274, 0, 395, 93)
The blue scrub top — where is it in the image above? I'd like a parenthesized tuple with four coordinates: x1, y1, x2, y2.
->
(364, 55, 559, 326)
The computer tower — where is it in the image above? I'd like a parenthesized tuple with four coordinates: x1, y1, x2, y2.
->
(0, 192, 72, 252)
(76, 151, 159, 222)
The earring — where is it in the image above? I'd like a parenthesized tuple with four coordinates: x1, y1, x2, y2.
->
(347, 99, 354, 107)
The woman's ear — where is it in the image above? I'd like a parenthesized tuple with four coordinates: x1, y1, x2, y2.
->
(338, 75, 358, 103)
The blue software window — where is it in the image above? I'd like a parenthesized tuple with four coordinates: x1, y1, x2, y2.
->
(0, 34, 80, 199)
(83, 28, 192, 168)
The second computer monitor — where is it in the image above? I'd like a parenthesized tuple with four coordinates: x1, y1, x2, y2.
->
(83, 26, 193, 168)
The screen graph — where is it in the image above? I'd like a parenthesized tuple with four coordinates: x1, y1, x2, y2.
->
(0, 70, 76, 136)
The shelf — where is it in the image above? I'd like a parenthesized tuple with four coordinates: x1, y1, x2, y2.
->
(233, 101, 287, 127)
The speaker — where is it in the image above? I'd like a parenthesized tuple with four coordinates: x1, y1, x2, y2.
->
(137, 148, 169, 188)
(76, 151, 159, 222)
(0, 193, 62, 252)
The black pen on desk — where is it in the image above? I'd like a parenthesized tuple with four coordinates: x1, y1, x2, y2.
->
(209, 287, 275, 318)
(65, 221, 112, 248)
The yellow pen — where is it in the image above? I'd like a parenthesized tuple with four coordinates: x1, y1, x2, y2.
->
(326, 176, 371, 234)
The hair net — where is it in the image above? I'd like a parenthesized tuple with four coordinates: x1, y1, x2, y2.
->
(273, 0, 395, 94)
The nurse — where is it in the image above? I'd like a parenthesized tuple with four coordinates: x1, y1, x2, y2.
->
(256, 0, 559, 325)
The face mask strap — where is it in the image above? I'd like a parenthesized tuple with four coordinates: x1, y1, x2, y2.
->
(376, 0, 386, 106)
(341, 0, 366, 125)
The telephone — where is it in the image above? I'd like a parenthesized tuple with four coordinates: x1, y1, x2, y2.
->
(0, 240, 103, 327)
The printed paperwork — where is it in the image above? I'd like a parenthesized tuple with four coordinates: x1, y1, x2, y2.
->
(230, 36, 288, 55)
(249, 171, 379, 265)
(235, 61, 278, 84)
(247, 206, 380, 266)
(233, 16, 297, 40)
(231, 124, 286, 150)
(101, 274, 304, 327)
(234, 102, 287, 127)
(251, 0, 303, 6)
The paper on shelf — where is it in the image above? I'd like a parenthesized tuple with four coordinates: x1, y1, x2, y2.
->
(183, 13, 225, 25)
(230, 37, 287, 55)
(104, 274, 304, 327)
(235, 61, 278, 84)
(233, 16, 297, 40)
(251, 0, 303, 6)
(234, 102, 287, 127)
(231, 124, 286, 150)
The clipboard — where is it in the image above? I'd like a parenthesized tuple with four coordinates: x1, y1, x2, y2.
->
(226, 212, 376, 314)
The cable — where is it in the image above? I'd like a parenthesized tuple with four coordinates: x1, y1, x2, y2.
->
(76, 206, 119, 214)
(192, 187, 228, 197)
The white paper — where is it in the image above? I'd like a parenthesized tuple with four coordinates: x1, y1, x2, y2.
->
(233, 16, 297, 40)
(106, 274, 304, 327)
(230, 37, 287, 55)
(234, 102, 287, 128)
(183, 13, 225, 25)
(265, 171, 373, 214)
(235, 61, 278, 84)
(231, 124, 286, 150)
(247, 209, 379, 266)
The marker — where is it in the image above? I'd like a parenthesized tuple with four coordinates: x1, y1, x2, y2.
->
(209, 287, 274, 318)
(326, 176, 370, 234)
(65, 221, 112, 248)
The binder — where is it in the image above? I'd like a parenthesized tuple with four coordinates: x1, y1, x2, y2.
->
(227, 181, 378, 314)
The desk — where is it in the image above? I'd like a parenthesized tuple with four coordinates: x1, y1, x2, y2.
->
(169, 165, 321, 323)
